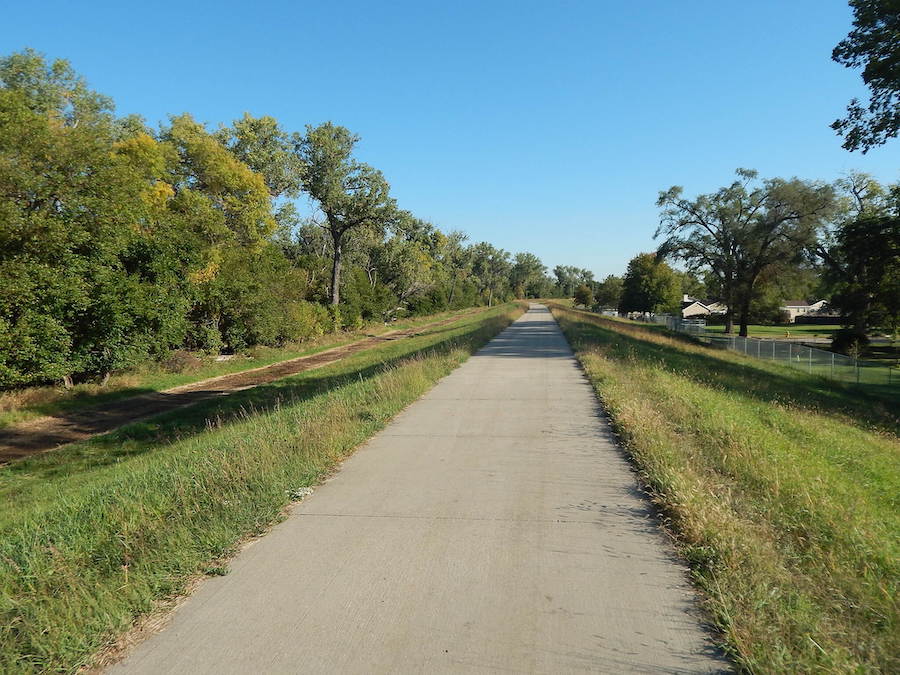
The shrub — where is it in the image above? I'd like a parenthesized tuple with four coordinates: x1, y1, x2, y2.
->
(831, 329, 869, 356)
(162, 350, 203, 374)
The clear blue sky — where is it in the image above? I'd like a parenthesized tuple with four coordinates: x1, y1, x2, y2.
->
(3, 0, 898, 277)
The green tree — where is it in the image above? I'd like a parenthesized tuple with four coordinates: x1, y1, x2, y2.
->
(594, 275, 624, 309)
(471, 243, 511, 306)
(437, 230, 471, 308)
(809, 173, 899, 342)
(165, 114, 276, 246)
(829, 216, 899, 341)
(619, 254, 680, 316)
(0, 51, 207, 385)
(511, 252, 547, 298)
(0, 47, 113, 126)
(673, 269, 706, 300)
(656, 169, 836, 336)
(831, 0, 900, 152)
(298, 122, 397, 305)
(574, 283, 593, 308)
(214, 113, 305, 234)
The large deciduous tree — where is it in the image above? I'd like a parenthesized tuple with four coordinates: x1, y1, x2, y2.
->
(813, 174, 900, 344)
(471, 243, 511, 306)
(297, 122, 397, 305)
(511, 252, 547, 298)
(824, 216, 899, 343)
(0, 51, 205, 384)
(619, 254, 680, 316)
(656, 169, 836, 336)
(214, 113, 305, 234)
(594, 275, 624, 309)
(831, 0, 900, 153)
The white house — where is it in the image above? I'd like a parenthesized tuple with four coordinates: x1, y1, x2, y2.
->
(680, 295, 727, 319)
(780, 300, 827, 323)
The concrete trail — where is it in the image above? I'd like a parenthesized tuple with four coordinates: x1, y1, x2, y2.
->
(109, 305, 726, 674)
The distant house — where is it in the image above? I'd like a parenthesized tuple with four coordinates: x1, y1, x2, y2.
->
(780, 300, 827, 323)
(680, 295, 727, 319)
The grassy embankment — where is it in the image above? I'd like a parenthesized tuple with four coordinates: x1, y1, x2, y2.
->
(0, 303, 523, 674)
(551, 304, 898, 674)
(0, 307, 480, 429)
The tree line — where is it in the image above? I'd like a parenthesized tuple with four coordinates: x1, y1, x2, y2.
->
(0, 49, 579, 389)
(581, 169, 898, 349)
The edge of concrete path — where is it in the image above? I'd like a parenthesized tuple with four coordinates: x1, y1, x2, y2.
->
(542, 302, 732, 670)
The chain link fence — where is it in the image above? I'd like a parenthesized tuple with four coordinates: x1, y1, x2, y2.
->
(647, 315, 898, 390)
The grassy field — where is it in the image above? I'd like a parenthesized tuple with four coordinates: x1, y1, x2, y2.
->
(0, 303, 523, 674)
(0, 308, 480, 429)
(550, 305, 898, 673)
(704, 323, 841, 338)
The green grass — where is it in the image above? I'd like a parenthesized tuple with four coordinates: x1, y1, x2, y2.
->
(704, 323, 841, 338)
(0, 303, 523, 674)
(0, 307, 480, 429)
(550, 305, 898, 674)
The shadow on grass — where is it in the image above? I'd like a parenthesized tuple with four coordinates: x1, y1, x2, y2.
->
(0, 318, 506, 485)
(559, 312, 899, 434)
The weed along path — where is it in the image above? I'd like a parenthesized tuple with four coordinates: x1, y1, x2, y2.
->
(0, 309, 486, 463)
(108, 304, 726, 674)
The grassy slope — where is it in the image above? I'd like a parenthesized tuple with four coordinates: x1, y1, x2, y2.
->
(0, 304, 523, 674)
(0, 308, 479, 429)
(551, 305, 898, 674)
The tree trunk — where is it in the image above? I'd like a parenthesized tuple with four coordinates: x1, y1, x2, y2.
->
(100, 371, 111, 387)
(724, 309, 734, 334)
(448, 276, 457, 308)
(62, 375, 73, 390)
(488, 287, 493, 307)
(738, 298, 752, 337)
(330, 233, 342, 306)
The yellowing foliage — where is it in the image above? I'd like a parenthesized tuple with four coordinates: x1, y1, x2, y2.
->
(189, 259, 220, 284)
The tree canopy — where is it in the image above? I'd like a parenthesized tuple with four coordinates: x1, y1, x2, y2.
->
(619, 254, 680, 316)
(831, 0, 900, 152)
(0, 48, 585, 388)
(656, 169, 837, 336)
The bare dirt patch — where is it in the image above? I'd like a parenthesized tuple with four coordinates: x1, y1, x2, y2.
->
(0, 310, 483, 462)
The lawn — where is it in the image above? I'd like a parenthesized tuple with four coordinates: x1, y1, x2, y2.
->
(0, 303, 523, 673)
(551, 304, 898, 674)
(703, 323, 842, 338)
(0, 307, 483, 429)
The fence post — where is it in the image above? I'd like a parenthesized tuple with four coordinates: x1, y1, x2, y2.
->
(757, 340, 761, 358)
(788, 343, 791, 365)
(808, 348, 812, 374)
(831, 352, 834, 379)
(856, 359, 860, 384)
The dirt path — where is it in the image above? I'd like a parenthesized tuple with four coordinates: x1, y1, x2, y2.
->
(0, 310, 486, 463)
(108, 305, 726, 673)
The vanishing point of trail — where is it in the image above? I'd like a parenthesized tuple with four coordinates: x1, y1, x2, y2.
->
(110, 305, 727, 674)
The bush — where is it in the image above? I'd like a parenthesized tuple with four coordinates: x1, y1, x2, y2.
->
(161, 350, 203, 374)
(831, 329, 869, 356)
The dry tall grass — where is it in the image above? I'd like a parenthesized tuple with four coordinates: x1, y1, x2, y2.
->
(553, 305, 898, 673)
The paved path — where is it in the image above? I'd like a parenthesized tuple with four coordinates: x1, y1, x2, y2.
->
(110, 305, 726, 674)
